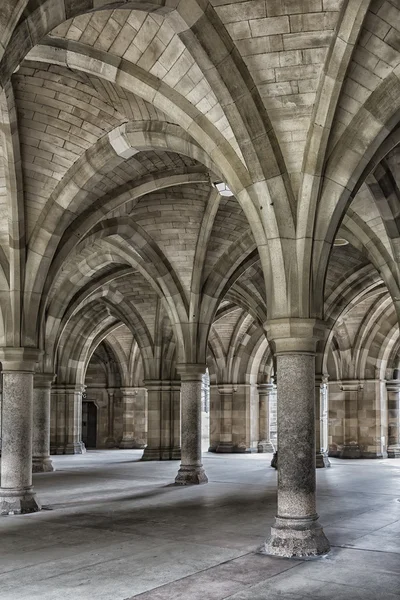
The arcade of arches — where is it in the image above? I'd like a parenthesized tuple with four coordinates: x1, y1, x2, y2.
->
(1, 0, 400, 583)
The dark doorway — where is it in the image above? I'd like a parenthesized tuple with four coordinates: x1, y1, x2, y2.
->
(82, 401, 97, 449)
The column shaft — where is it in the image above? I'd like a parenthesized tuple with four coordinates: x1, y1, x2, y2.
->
(0, 348, 41, 514)
(65, 385, 86, 454)
(215, 385, 234, 453)
(263, 320, 330, 558)
(315, 376, 330, 468)
(258, 383, 275, 453)
(32, 374, 54, 473)
(387, 380, 400, 458)
(142, 381, 180, 460)
(105, 388, 116, 448)
(208, 384, 220, 452)
(175, 365, 207, 485)
(340, 381, 362, 458)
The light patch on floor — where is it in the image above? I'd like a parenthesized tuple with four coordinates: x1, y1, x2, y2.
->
(0, 451, 400, 600)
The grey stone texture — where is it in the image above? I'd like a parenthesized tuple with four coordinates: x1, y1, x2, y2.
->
(175, 365, 208, 485)
(264, 320, 330, 558)
(32, 373, 54, 473)
(0, 348, 41, 514)
(0, 0, 400, 568)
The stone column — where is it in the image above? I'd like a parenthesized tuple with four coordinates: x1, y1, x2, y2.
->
(171, 382, 181, 459)
(64, 384, 86, 454)
(142, 381, 180, 460)
(208, 383, 220, 452)
(32, 373, 55, 473)
(215, 384, 234, 453)
(0, 348, 41, 514)
(340, 380, 362, 458)
(387, 379, 400, 458)
(258, 383, 275, 453)
(175, 364, 208, 485)
(119, 387, 136, 449)
(105, 388, 116, 448)
(233, 383, 255, 452)
(263, 320, 330, 558)
(315, 375, 330, 468)
(0, 389, 2, 455)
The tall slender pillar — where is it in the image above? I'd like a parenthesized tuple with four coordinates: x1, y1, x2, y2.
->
(64, 384, 86, 454)
(340, 380, 362, 458)
(119, 387, 147, 449)
(258, 383, 275, 453)
(315, 375, 330, 468)
(142, 381, 180, 460)
(105, 388, 116, 448)
(387, 379, 400, 458)
(32, 373, 54, 473)
(50, 384, 86, 454)
(263, 320, 330, 558)
(175, 364, 208, 485)
(215, 384, 234, 453)
(208, 383, 220, 452)
(0, 348, 41, 514)
(119, 387, 136, 449)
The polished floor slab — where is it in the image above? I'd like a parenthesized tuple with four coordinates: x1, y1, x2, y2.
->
(0, 451, 399, 599)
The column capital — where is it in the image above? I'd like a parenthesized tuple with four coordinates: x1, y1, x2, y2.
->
(176, 364, 205, 381)
(340, 380, 363, 392)
(265, 319, 325, 354)
(217, 383, 236, 394)
(144, 380, 180, 391)
(0, 347, 42, 372)
(120, 387, 138, 396)
(386, 379, 400, 392)
(257, 383, 275, 395)
(51, 384, 86, 394)
(315, 373, 329, 387)
(34, 373, 55, 389)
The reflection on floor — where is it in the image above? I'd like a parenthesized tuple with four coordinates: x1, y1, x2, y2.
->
(1, 451, 400, 600)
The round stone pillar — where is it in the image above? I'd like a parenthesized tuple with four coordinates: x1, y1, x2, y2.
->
(32, 373, 55, 473)
(64, 384, 86, 454)
(105, 388, 116, 448)
(0, 348, 41, 514)
(263, 320, 330, 558)
(339, 381, 362, 458)
(119, 387, 147, 449)
(175, 364, 208, 485)
(257, 382, 275, 453)
(119, 387, 137, 449)
(215, 384, 234, 453)
(315, 375, 330, 468)
(387, 379, 400, 458)
(142, 381, 180, 460)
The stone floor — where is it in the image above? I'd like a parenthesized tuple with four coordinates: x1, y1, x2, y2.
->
(1, 451, 400, 600)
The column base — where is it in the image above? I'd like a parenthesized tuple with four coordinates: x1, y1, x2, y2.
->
(104, 437, 117, 448)
(340, 444, 362, 459)
(119, 439, 145, 449)
(263, 516, 330, 558)
(32, 457, 54, 473)
(141, 447, 181, 460)
(175, 465, 208, 485)
(170, 447, 181, 460)
(316, 452, 331, 468)
(64, 442, 86, 455)
(0, 488, 41, 515)
(215, 442, 234, 453)
(258, 440, 275, 453)
(388, 445, 400, 458)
